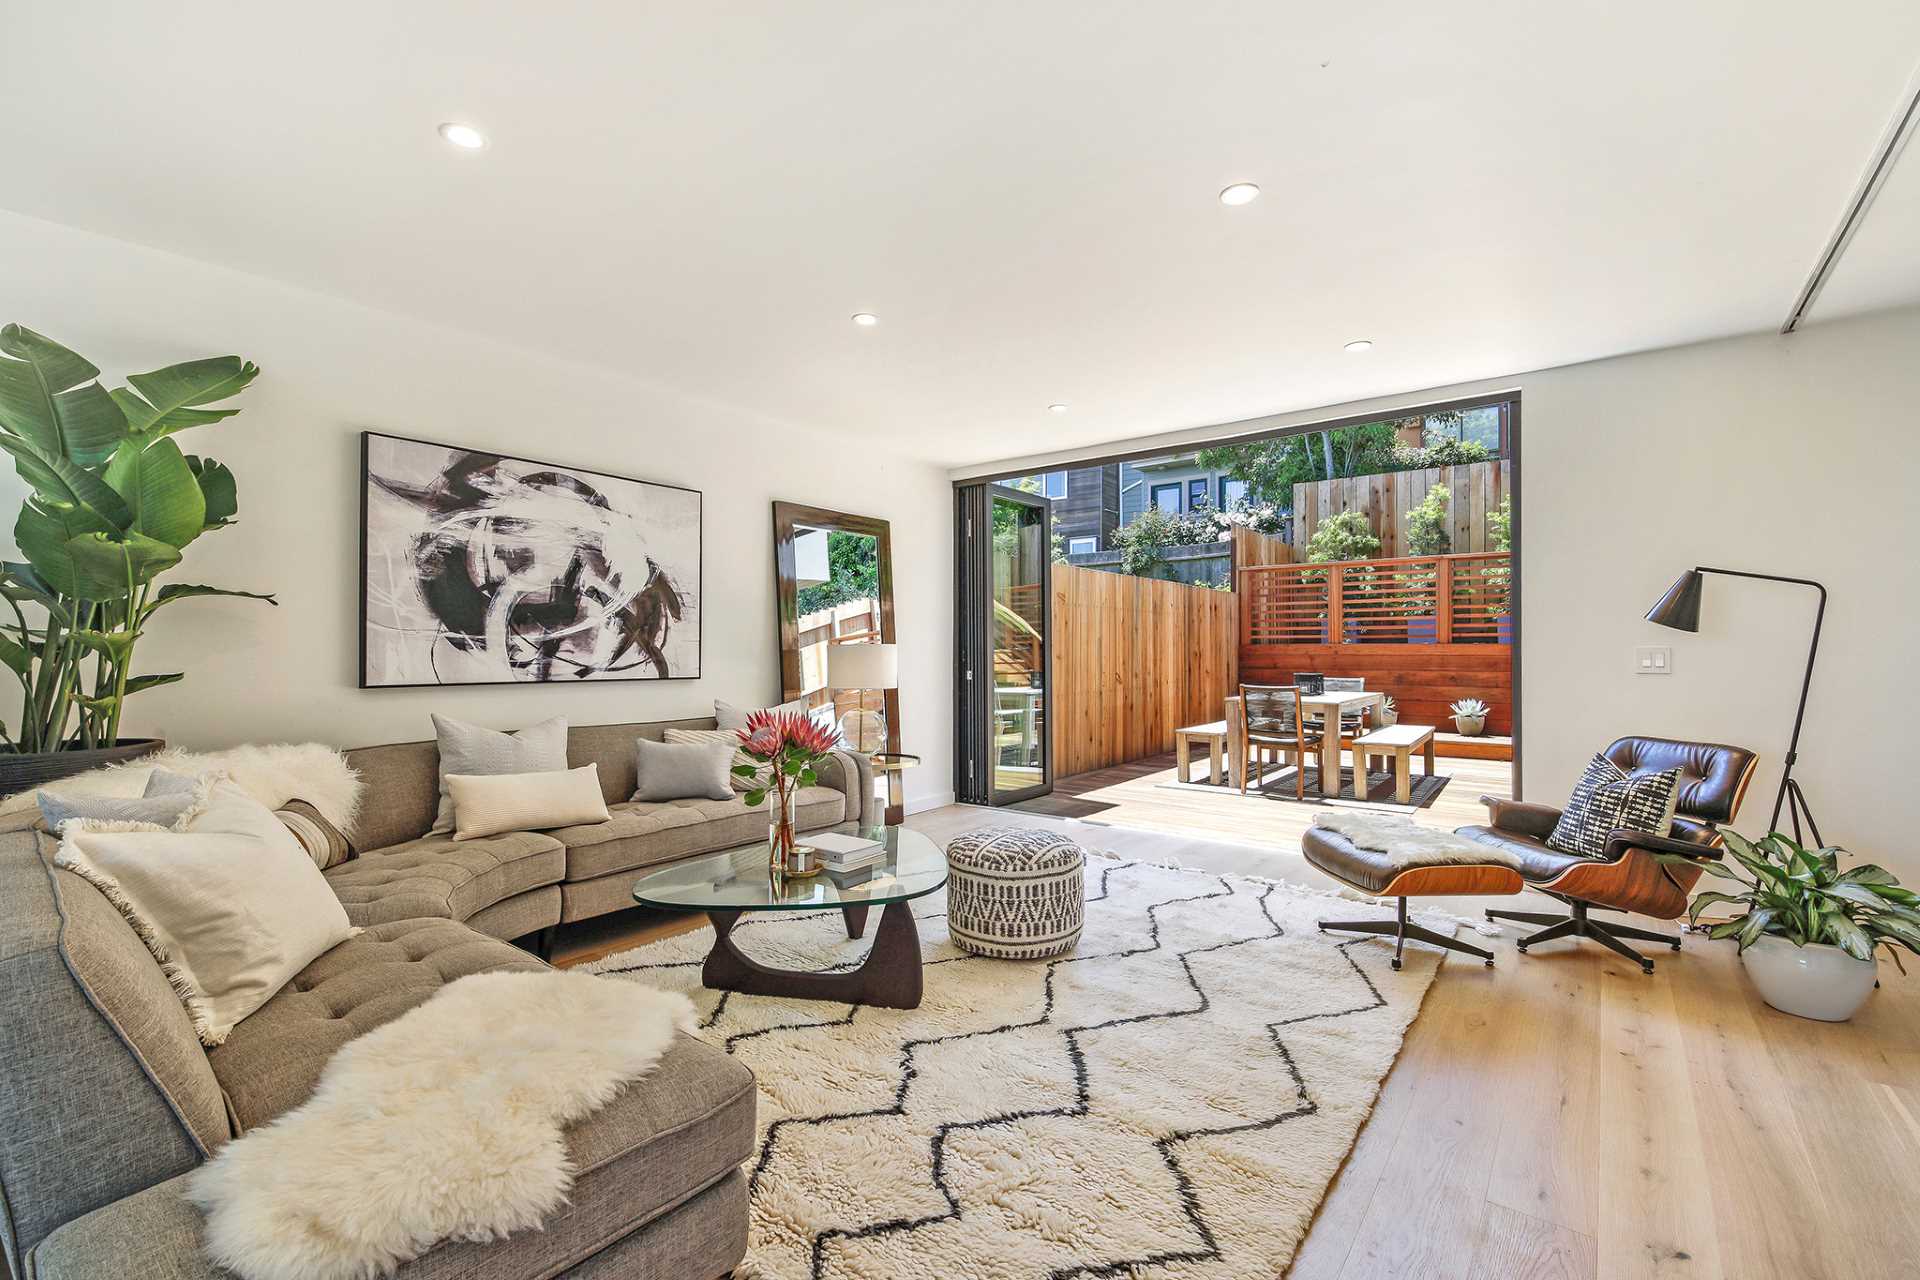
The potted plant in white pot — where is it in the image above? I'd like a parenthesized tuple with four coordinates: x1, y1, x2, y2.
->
(1449, 698, 1488, 736)
(1661, 831, 1919, 1022)
(1378, 695, 1398, 728)
(0, 325, 275, 793)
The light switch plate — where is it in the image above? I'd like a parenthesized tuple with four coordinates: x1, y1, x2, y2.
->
(1635, 645, 1673, 675)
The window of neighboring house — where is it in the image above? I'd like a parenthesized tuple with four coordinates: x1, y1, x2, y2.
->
(1067, 536, 1097, 555)
(1043, 472, 1067, 500)
(1149, 482, 1182, 512)
(1187, 478, 1209, 510)
(1218, 477, 1247, 509)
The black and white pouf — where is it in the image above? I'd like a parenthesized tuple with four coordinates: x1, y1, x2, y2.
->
(944, 826, 1086, 959)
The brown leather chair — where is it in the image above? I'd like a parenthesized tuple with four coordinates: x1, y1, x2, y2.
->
(1455, 736, 1759, 973)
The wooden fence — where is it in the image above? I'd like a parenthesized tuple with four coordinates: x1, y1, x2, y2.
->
(1049, 563, 1238, 776)
(796, 600, 883, 720)
(1239, 552, 1513, 734)
(1228, 526, 1295, 570)
(1293, 460, 1510, 557)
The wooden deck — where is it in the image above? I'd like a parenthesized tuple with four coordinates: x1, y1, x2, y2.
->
(1011, 747, 1514, 851)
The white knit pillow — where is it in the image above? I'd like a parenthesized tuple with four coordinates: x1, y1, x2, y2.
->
(53, 779, 355, 1046)
(445, 765, 611, 841)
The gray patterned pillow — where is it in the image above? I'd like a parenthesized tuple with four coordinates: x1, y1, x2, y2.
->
(1547, 755, 1681, 858)
(663, 727, 768, 793)
(37, 768, 201, 832)
(429, 715, 569, 834)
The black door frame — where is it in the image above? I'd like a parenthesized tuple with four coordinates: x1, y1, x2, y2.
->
(952, 482, 1054, 805)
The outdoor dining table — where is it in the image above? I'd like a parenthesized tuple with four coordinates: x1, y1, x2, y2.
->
(1224, 690, 1385, 798)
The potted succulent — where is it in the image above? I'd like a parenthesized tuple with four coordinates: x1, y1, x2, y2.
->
(1377, 695, 1398, 727)
(1662, 831, 1919, 1022)
(0, 325, 274, 793)
(1449, 698, 1489, 736)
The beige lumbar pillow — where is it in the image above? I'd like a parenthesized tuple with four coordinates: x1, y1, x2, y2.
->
(53, 778, 356, 1046)
(445, 765, 611, 841)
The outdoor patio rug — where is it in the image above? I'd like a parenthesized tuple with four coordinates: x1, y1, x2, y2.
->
(587, 852, 1455, 1279)
(1161, 763, 1451, 808)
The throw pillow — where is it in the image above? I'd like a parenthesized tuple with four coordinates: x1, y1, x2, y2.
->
(37, 767, 202, 833)
(633, 737, 735, 802)
(445, 765, 611, 841)
(276, 799, 354, 869)
(662, 727, 768, 793)
(429, 715, 569, 834)
(53, 779, 356, 1045)
(1547, 754, 1682, 858)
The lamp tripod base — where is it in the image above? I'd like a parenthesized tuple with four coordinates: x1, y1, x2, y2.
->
(1774, 774, 1822, 848)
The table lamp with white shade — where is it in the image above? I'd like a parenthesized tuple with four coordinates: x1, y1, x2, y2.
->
(827, 642, 898, 754)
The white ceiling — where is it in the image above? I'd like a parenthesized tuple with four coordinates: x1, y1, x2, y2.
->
(3, 3, 1916, 467)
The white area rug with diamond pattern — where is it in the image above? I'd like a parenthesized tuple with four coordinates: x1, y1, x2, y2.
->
(588, 852, 1454, 1279)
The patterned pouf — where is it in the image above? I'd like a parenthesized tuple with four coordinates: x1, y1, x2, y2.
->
(944, 826, 1086, 959)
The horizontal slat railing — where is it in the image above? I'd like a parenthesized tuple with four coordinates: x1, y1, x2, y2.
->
(1239, 551, 1511, 646)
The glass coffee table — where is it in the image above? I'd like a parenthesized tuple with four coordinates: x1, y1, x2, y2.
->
(631, 824, 948, 1009)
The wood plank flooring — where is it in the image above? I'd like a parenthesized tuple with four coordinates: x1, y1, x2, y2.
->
(552, 755, 1920, 1279)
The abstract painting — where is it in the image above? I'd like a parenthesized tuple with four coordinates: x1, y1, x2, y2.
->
(360, 432, 700, 687)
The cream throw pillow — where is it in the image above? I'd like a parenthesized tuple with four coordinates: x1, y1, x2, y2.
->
(446, 765, 611, 841)
(662, 727, 767, 793)
(53, 779, 355, 1046)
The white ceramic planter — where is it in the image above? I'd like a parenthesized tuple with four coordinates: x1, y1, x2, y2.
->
(1740, 935, 1877, 1022)
(1452, 714, 1486, 737)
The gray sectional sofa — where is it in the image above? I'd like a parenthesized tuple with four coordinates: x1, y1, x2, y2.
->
(0, 715, 868, 1278)
(331, 716, 876, 949)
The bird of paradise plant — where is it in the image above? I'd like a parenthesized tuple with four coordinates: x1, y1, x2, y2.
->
(735, 708, 841, 870)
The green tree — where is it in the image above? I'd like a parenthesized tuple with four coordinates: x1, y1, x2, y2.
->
(1196, 410, 1488, 509)
(796, 530, 879, 615)
(1303, 510, 1381, 563)
(1487, 494, 1512, 552)
(1404, 488, 1451, 555)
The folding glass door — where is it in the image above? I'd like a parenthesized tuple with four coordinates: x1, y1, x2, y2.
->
(954, 483, 1051, 805)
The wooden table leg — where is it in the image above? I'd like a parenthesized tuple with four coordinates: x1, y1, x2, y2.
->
(1206, 735, 1222, 786)
(842, 904, 869, 939)
(1177, 733, 1193, 784)
(1424, 737, 1436, 776)
(1395, 748, 1412, 804)
(1319, 714, 1341, 799)
(702, 902, 924, 1009)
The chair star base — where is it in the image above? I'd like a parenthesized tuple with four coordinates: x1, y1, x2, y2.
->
(1318, 897, 1496, 971)
(1486, 898, 1682, 974)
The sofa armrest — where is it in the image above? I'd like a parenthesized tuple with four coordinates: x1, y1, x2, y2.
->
(28, 1174, 221, 1280)
(815, 749, 879, 827)
(1482, 796, 1562, 841)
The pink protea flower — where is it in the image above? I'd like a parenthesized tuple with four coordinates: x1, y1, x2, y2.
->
(737, 708, 840, 762)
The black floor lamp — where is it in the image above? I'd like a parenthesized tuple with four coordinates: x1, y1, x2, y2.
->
(1645, 567, 1826, 845)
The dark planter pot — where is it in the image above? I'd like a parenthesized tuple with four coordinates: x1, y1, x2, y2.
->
(1407, 616, 1439, 645)
(0, 739, 166, 797)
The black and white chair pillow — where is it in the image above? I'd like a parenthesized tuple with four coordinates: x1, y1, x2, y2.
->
(1546, 754, 1682, 858)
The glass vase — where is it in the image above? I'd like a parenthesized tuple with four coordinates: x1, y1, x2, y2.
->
(768, 784, 799, 870)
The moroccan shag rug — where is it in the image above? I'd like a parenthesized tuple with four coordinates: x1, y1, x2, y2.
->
(588, 853, 1455, 1279)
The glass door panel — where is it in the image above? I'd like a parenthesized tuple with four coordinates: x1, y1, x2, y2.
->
(989, 487, 1050, 802)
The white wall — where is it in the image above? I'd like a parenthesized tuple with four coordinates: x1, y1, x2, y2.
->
(0, 210, 955, 812)
(960, 306, 1920, 879)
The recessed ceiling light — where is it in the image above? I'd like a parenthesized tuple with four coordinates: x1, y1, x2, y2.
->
(851, 313, 879, 327)
(1048, 404, 1069, 414)
(1343, 339, 1374, 353)
(1218, 182, 1260, 207)
(438, 122, 487, 150)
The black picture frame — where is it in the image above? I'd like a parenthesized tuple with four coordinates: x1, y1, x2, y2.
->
(358, 430, 704, 689)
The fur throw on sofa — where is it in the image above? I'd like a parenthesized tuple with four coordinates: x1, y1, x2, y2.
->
(1313, 811, 1527, 870)
(1, 742, 363, 836)
(186, 970, 695, 1280)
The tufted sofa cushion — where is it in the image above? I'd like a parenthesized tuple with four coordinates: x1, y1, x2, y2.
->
(206, 920, 547, 1133)
(324, 830, 564, 927)
(553, 787, 847, 881)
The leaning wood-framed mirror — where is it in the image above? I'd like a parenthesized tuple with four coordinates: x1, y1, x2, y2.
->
(772, 502, 903, 823)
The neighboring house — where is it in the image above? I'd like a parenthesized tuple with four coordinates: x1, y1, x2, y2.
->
(1118, 453, 1248, 526)
(1039, 464, 1121, 555)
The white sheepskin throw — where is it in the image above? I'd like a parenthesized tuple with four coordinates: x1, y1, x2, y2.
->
(1313, 811, 1527, 869)
(1, 742, 363, 836)
(185, 971, 695, 1280)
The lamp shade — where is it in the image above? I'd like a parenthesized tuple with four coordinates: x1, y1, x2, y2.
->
(1645, 569, 1704, 632)
(828, 642, 898, 691)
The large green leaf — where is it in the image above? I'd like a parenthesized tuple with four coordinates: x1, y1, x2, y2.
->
(61, 531, 181, 597)
(1822, 881, 1888, 911)
(1822, 914, 1874, 962)
(1686, 890, 1750, 923)
(1735, 908, 1777, 952)
(15, 501, 122, 598)
(114, 357, 257, 440)
(0, 629, 30, 678)
(0, 325, 128, 464)
(103, 436, 206, 548)
(185, 455, 237, 527)
(70, 629, 140, 664)
(0, 432, 131, 527)
(1838, 864, 1898, 886)
(140, 582, 277, 621)
(123, 672, 183, 696)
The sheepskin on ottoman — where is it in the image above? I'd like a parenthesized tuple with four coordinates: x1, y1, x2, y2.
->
(945, 826, 1086, 959)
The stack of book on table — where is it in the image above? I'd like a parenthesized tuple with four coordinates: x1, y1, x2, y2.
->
(810, 831, 885, 872)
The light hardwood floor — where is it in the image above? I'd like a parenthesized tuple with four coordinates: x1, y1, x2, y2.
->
(554, 754, 1920, 1280)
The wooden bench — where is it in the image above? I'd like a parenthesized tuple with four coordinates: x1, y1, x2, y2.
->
(1174, 720, 1230, 785)
(1353, 723, 1437, 804)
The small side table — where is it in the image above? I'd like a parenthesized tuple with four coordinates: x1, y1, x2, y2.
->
(870, 752, 920, 824)
(1174, 722, 1229, 785)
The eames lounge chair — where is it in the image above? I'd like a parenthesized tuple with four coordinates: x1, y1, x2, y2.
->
(1454, 735, 1759, 973)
